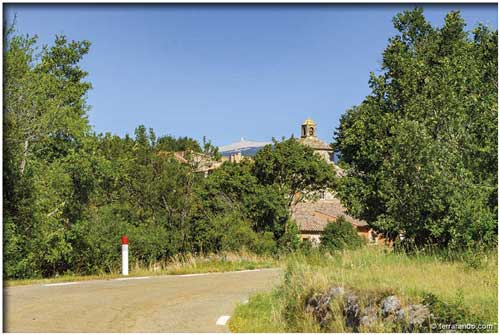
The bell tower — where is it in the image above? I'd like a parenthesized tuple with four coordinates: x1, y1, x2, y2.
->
(301, 118, 317, 138)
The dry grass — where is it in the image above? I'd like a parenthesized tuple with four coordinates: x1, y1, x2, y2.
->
(5, 251, 278, 287)
(229, 246, 498, 332)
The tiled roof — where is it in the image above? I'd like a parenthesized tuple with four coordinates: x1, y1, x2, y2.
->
(298, 136, 332, 151)
(292, 198, 367, 232)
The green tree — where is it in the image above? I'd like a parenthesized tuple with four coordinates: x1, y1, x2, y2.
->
(200, 160, 289, 239)
(334, 8, 497, 249)
(3, 28, 93, 277)
(253, 138, 336, 232)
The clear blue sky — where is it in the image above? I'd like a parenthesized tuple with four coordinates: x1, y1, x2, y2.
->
(5, 4, 497, 146)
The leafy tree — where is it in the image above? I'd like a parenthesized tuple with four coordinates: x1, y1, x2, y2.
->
(201, 160, 288, 237)
(253, 138, 335, 210)
(4, 26, 94, 277)
(334, 8, 497, 248)
(253, 137, 336, 232)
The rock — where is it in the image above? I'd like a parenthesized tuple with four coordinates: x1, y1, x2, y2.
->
(344, 292, 361, 330)
(305, 294, 320, 313)
(359, 305, 378, 328)
(395, 308, 405, 321)
(327, 286, 345, 298)
(381, 295, 402, 317)
(304, 286, 346, 328)
(306, 288, 431, 332)
(406, 304, 430, 331)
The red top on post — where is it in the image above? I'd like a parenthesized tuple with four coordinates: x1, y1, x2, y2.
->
(121, 235, 129, 245)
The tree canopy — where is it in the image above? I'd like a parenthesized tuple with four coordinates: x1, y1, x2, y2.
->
(334, 8, 497, 249)
(253, 138, 336, 211)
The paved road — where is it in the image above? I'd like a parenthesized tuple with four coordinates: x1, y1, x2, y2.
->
(3, 268, 281, 332)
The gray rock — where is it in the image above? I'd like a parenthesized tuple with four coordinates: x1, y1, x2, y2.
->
(381, 295, 402, 317)
(396, 308, 405, 321)
(359, 305, 379, 328)
(304, 286, 347, 329)
(406, 304, 430, 331)
(306, 289, 431, 332)
(344, 292, 361, 330)
(327, 286, 345, 298)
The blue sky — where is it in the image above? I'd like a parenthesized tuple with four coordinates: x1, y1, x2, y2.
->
(4, 4, 497, 146)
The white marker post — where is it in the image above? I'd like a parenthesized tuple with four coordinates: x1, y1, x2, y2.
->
(121, 235, 129, 276)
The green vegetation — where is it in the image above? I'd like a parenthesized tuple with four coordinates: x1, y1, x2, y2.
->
(254, 138, 336, 212)
(3, 24, 335, 279)
(229, 247, 498, 332)
(5, 251, 278, 287)
(320, 216, 365, 252)
(3, 9, 498, 333)
(231, 10, 498, 332)
(334, 8, 498, 249)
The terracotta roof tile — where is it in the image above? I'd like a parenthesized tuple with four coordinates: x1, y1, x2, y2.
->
(292, 198, 367, 232)
(298, 137, 332, 150)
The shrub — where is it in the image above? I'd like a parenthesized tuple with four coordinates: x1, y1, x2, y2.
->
(68, 217, 126, 275)
(128, 223, 180, 264)
(278, 220, 301, 253)
(3, 216, 34, 278)
(214, 214, 255, 252)
(252, 232, 278, 255)
(320, 216, 364, 252)
(422, 292, 487, 333)
(299, 239, 314, 255)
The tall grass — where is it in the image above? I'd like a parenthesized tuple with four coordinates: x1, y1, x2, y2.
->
(5, 251, 278, 287)
(130, 250, 278, 275)
(229, 246, 498, 332)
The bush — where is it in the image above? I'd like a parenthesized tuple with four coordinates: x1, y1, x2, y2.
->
(212, 214, 254, 252)
(422, 292, 487, 333)
(252, 231, 278, 255)
(68, 207, 129, 274)
(128, 223, 180, 264)
(320, 216, 364, 252)
(299, 239, 314, 255)
(3, 216, 34, 278)
(278, 220, 301, 253)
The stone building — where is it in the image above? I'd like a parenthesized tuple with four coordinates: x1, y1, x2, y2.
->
(292, 118, 383, 245)
(298, 118, 333, 163)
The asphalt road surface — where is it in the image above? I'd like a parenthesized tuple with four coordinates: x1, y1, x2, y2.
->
(3, 268, 281, 332)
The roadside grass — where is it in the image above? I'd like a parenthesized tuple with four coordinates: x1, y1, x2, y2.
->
(4, 251, 279, 287)
(229, 246, 498, 332)
(229, 291, 288, 333)
(3, 273, 124, 287)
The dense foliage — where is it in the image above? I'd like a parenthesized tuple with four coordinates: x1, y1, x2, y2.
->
(3, 29, 335, 278)
(320, 217, 365, 252)
(254, 138, 336, 212)
(334, 9, 498, 249)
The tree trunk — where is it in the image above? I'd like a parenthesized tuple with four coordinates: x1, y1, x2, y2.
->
(19, 140, 29, 175)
